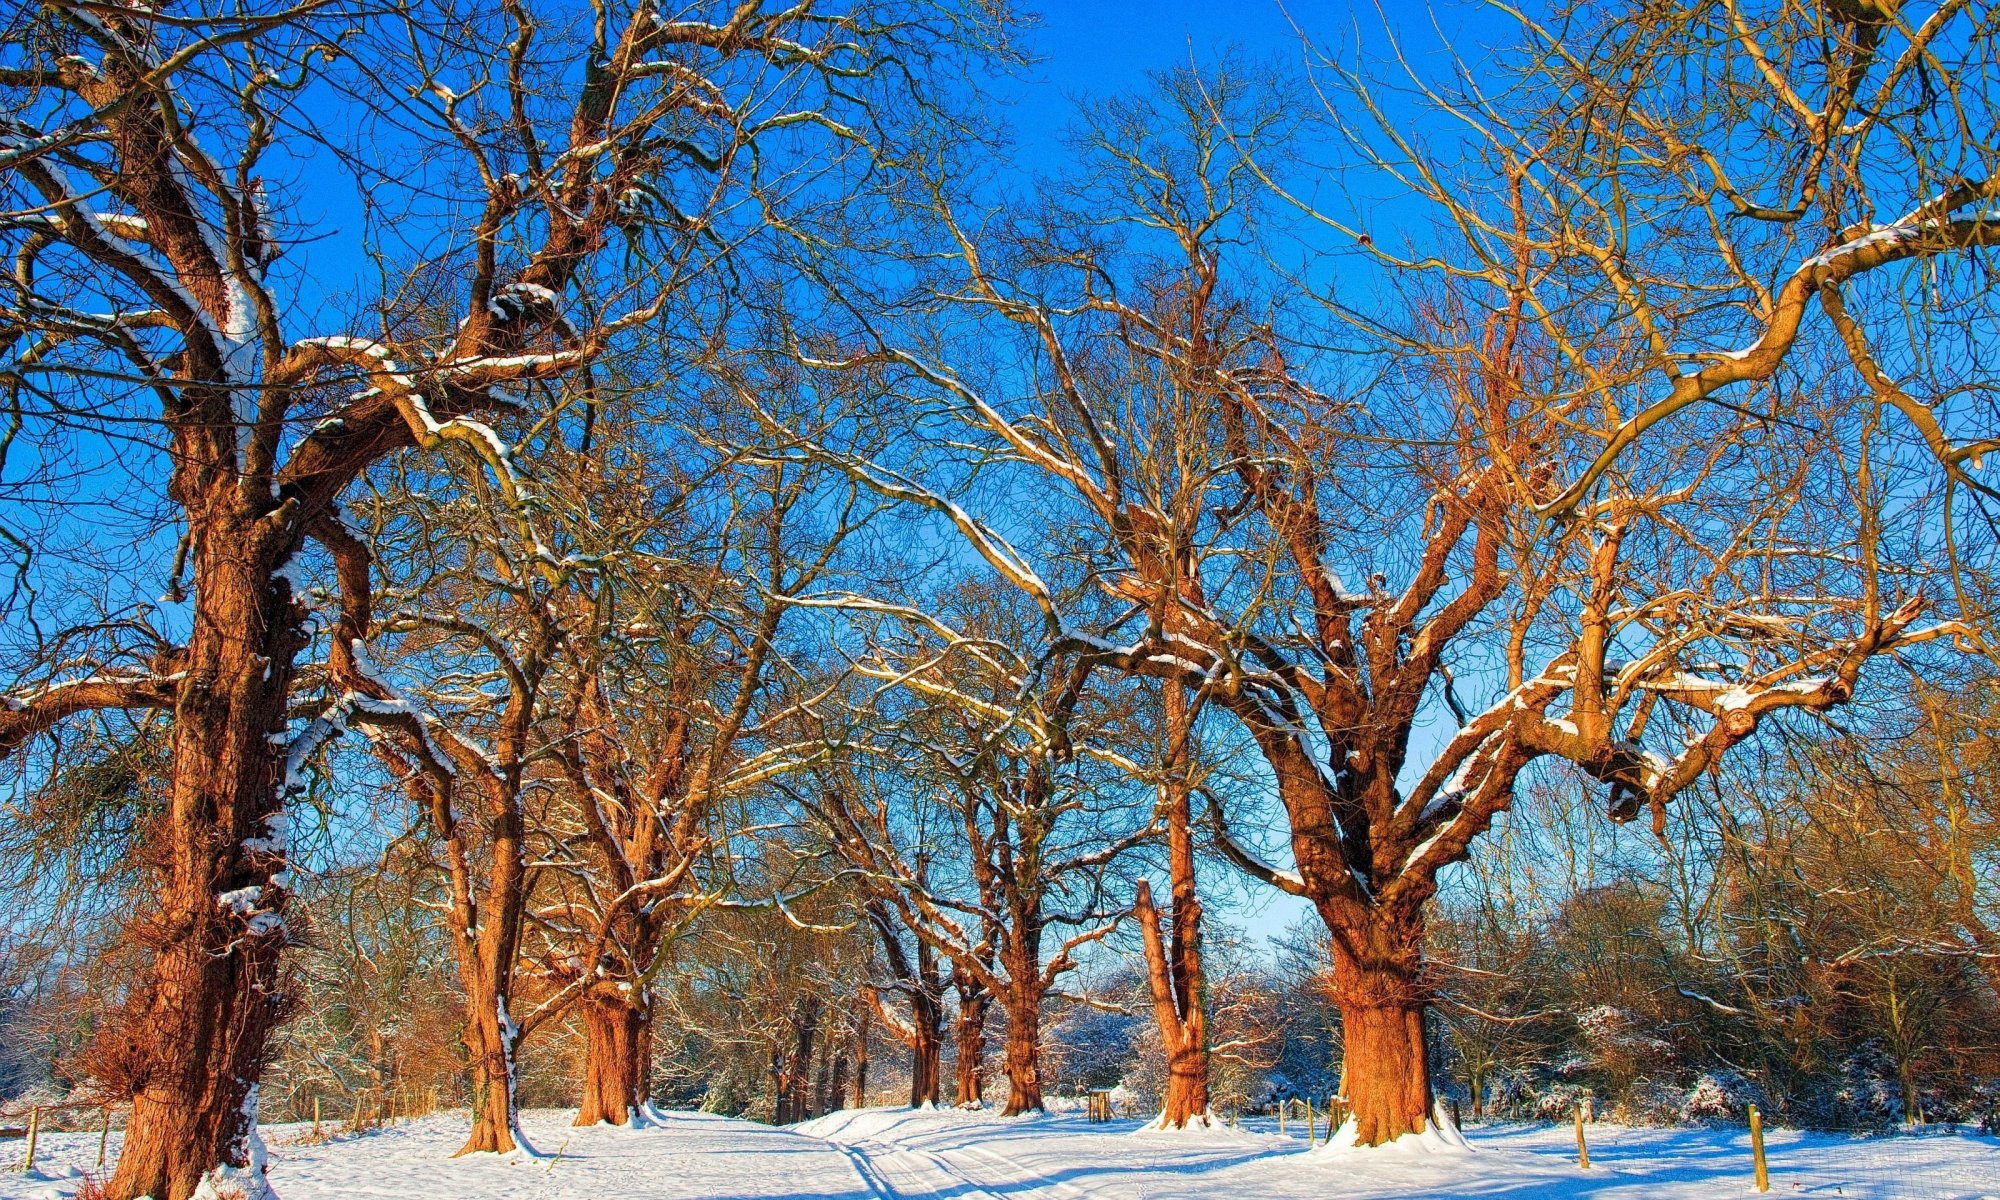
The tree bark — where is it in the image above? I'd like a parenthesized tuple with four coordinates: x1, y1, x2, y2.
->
(851, 995, 871, 1108)
(107, 522, 303, 1200)
(1329, 913, 1434, 1146)
(457, 986, 522, 1154)
(575, 984, 649, 1126)
(999, 980, 1043, 1116)
(1136, 880, 1210, 1128)
(776, 995, 821, 1124)
(1136, 684, 1210, 1129)
(910, 1005, 943, 1107)
(953, 979, 990, 1108)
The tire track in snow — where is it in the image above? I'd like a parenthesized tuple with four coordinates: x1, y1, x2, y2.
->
(834, 1136, 1011, 1200)
(830, 1140, 902, 1200)
(946, 1138, 1092, 1200)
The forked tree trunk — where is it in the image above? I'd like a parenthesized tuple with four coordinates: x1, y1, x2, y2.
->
(108, 524, 302, 1200)
(999, 981, 1043, 1116)
(1329, 913, 1433, 1146)
(576, 985, 649, 1126)
(953, 983, 990, 1108)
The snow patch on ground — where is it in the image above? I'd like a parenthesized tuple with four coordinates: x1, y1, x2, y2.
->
(5, 1105, 1998, 1200)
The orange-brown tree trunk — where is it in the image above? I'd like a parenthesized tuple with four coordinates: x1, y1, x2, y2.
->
(576, 985, 649, 1126)
(458, 988, 523, 1154)
(1136, 880, 1209, 1128)
(1329, 914, 1434, 1146)
(107, 519, 303, 1200)
(910, 1006, 943, 1107)
(1137, 684, 1210, 1129)
(953, 980, 990, 1108)
(999, 980, 1043, 1116)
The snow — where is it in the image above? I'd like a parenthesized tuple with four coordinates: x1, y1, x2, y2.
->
(5, 1107, 1996, 1200)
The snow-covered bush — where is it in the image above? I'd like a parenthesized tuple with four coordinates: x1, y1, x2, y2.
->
(1680, 1071, 1764, 1124)
(1532, 1082, 1595, 1121)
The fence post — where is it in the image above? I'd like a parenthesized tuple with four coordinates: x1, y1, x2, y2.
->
(1278, 1098, 1286, 1136)
(99, 1105, 111, 1167)
(1574, 1104, 1589, 1169)
(22, 1106, 39, 1174)
(1749, 1105, 1769, 1193)
(1305, 1097, 1315, 1146)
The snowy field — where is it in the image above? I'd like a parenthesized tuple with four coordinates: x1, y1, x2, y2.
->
(4, 1105, 1997, 1199)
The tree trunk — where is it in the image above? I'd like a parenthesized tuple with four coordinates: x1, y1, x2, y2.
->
(1136, 880, 1210, 1128)
(999, 982, 1043, 1116)
(1329, 914, 1433, 1146)
(108, 523, 302, 1200)
(851, 996, 871, 1108)
(910, 1004, 943, 1107)
(1137, 685, 1211, 1129)
(778, 995, 821, 1124)
(576, 985, 648, 1126)
(457, 987, 522, 1154)
(953, 983, 990, 1108)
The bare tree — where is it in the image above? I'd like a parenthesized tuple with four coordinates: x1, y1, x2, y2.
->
(798, 585, 1154, 1115)
(777, 55, 1973, 1144)
(0, 0, 1006, 1189)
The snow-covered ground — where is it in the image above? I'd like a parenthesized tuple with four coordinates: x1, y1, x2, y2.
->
(4, 1104, 1996, 1199)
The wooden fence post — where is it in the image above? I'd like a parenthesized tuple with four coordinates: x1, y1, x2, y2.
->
(1574, 1104, 1589, 1169)
(1749, 1105, 1769, 1193)
(22, 1106, 39, 1174)
(1305, 1097, 1315, 1146)
(98, 1105, 111, 1167)
(313, 1096, 322, 1140)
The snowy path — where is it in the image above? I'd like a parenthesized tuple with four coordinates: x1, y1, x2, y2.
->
(2, 1104, 1995, 1199)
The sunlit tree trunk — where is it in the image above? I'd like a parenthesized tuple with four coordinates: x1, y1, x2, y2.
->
(1136, 685, 1210, 1129)
(953, 978, 990, 1108)
(576, 984, 649, 1126)
(1325, 908, 1433, 1145)
(109, 517, 303, 1200)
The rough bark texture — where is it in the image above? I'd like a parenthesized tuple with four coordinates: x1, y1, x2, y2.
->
(457, 991, 521, 1155)
(1328, 915, 1433, 1145)
(107, 524, 304, 1200)
(953, 980, 990, 1108)
(999, 980, 1043, 1116)
(1136, 879, 1209, 1128)
(576, 985, 649, 1126)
